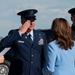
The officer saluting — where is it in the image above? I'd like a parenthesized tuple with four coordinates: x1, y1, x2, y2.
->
(0, 9, 47, 75)
(68, 8, 75, 39)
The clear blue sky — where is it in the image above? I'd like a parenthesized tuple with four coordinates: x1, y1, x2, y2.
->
(0, 0, 75, 37)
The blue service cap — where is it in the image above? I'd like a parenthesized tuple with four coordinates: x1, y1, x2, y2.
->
(68, 8, 75, 17)
(17, 9, 38, 21)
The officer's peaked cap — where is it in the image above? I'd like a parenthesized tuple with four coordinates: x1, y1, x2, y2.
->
(17, 9, 38, 20)
(68, 8, 75, 16)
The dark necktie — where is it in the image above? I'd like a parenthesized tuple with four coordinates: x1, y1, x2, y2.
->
(28, 34, 33, 45)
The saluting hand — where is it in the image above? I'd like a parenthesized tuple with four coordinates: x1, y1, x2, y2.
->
(18, 20, 31, 35)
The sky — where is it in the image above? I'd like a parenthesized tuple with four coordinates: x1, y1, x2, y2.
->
(0, 0, 75, 37)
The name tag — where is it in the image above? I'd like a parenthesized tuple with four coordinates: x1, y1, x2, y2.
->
(18, 40, 24, 43)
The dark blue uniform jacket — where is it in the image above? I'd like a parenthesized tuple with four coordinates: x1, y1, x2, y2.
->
(0, 29, 47, 75)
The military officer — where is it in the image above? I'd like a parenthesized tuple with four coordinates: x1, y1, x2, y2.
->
(0, 9, 47, 75)
(68, 8, 75, 39)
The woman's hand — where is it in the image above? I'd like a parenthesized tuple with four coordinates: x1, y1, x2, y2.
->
(0, 56, 4, 63)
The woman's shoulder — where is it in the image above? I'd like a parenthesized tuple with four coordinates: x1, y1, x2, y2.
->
(47, 40, 58, 49)
(47, 40, 61, 52)
(48, 40, 56, 46)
